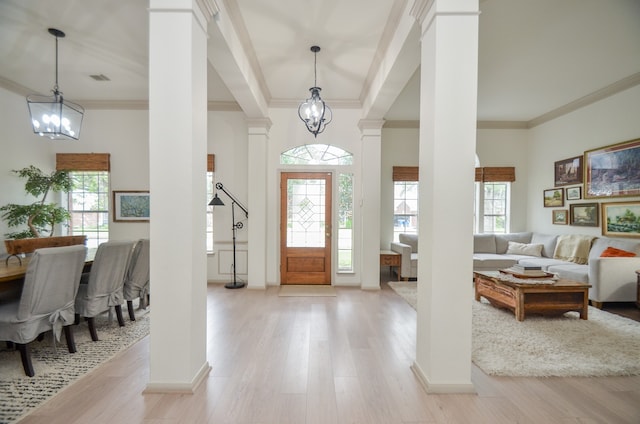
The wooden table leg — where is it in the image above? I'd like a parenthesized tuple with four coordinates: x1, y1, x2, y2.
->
(580, 289, 589, 320)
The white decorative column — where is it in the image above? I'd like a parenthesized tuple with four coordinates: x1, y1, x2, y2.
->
(146, 0, 216, 392)
(359, 119, 385, 290)
(411, 0, 478, 393)
(247, 118, 271, 289)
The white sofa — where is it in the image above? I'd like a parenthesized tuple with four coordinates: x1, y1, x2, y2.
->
(473, 232, 640, 306)
(390, 233, 418, 280)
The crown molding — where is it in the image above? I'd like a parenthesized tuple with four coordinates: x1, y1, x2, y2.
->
(477, 121, 528, 130)
(527, 71, 640, 128)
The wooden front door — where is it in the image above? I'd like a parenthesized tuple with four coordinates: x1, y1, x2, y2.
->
(280, 172, 332, 285)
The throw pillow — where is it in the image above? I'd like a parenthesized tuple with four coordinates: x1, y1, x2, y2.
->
(506, 241, 543, 257)
(600, 246, 637, 257)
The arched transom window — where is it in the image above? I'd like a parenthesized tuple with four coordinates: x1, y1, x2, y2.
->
(280, 144, 353, 165)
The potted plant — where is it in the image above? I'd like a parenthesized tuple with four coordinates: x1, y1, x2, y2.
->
(1, 165, 85, 260)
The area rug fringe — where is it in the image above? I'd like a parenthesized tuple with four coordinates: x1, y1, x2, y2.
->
(387, 281, 640, 378)
(0, 307, 149, 424)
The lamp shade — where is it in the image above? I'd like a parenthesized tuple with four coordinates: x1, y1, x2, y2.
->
(27, 93, 84, 140)
(209, 193, 225, 206)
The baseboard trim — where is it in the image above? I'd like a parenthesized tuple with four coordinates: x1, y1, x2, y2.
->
(143, 361, 211, 394)
(411, 361, 476, 394)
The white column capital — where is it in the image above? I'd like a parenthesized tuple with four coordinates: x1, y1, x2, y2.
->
(246, 118, 273, 135)
(358, 119, 385, 136)
(411, 0, 480, 31)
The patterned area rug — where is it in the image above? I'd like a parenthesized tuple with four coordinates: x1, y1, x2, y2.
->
(0, 305, 149, 424)
(387, 281, 640, 377)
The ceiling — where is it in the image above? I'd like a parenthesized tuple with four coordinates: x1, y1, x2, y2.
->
(0, 0, 639, 125)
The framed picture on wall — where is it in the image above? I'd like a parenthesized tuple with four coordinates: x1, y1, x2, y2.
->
(554, 156, 583, 186)
(113, 190, 150, 222)
(584, 138, 640, 198)
(601, 201, 640, 237)
(569, 203, 599, 227)
(566, 186, 582, 200)
(552, 209, 568, 225)
(543, 188, 564, 207)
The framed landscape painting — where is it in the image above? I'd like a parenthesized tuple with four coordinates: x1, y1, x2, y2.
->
(584, 138, 640, 198)
(566, 186, 582, 200)
(601, 201, 640, 237)
(113, 190, 150, 222)
(543, 188, 564, 207)
(569, 203, 599, 227)
(554, 156, 583, 186)
(552, 209, 568, 225)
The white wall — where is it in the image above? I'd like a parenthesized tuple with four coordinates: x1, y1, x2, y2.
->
(476, 128, 529, 231)
(380, 127, 419, 248)
(527, 85, 640, 235)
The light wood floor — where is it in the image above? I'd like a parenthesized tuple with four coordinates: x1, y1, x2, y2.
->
(19, 277, 640, 424)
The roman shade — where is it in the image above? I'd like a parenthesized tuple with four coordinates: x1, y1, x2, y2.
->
(392, 166, 419, 181)
(475, 167, 516, 182)
(56, 153, 110, 171)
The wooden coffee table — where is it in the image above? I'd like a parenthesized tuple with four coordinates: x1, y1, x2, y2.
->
(473, 271, 591, 321)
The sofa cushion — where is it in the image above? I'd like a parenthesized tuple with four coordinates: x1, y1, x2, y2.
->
(473, 253, 518, 270)
(517, 257, 572, 271)
(494, 232, 533, 254)
(506, 241, 543, 257)
(547, 264, 589, 283)
(600, 246, 636, 257)
(474, 234, 496, 253)
(398, 233, 418, 253)
(589, 237, 640, 259)
(531, 233, 558, 258)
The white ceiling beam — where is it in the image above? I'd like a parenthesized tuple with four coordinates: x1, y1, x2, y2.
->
(360, 1, 421, 120)
(206, 0, 269, 119)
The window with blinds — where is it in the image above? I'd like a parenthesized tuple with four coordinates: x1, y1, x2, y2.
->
(57, 153, 111, 249)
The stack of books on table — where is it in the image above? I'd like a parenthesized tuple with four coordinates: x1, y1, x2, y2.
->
(500, 265, 550, 278)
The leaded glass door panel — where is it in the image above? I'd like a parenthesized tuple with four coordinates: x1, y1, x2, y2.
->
(280, 172, 332, 285)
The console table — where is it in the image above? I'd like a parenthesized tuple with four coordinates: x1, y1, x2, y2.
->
(380, 250, 401, 281)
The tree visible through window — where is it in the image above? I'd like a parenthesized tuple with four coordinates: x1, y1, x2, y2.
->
(281, 144, 354, 272)
(68, 171, 110, 249)
(393, 181, 418, 242)
(475, 182, 510, 233)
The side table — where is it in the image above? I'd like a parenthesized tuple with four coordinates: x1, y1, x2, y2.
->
(636, 270, 640, 308)
(380, 250, 401, 281)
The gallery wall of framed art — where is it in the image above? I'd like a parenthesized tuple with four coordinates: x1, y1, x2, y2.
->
(549, 137, 640, 237)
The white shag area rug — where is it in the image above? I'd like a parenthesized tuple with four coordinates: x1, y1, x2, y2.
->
(387, 281, 640, 377)
(0, 305, 149, 424)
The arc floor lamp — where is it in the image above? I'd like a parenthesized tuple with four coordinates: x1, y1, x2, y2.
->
(209, 183, 248, 289)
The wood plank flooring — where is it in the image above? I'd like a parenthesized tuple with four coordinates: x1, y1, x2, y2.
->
(18, 277, 640, 424)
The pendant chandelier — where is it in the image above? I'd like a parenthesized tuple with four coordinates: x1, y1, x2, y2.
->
(298, 45, 332, 138)
(27, 28, 84, 140)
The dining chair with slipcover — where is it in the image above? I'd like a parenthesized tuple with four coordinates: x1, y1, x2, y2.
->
(123, 238, 150, 321)
(0, 245, 87, 376)
(75, 240, 135, 341)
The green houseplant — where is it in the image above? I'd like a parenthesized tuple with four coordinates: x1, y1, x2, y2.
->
(1, 166, 72, 239)
(1, 166, 86, 258)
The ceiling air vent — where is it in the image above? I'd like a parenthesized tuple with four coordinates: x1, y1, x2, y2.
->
(89, 74, 111, 81)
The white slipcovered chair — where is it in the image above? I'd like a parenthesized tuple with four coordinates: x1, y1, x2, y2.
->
(0, 245, 87, 376)
(123, 239, 150, 321)
(75, 240, 135, 341)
